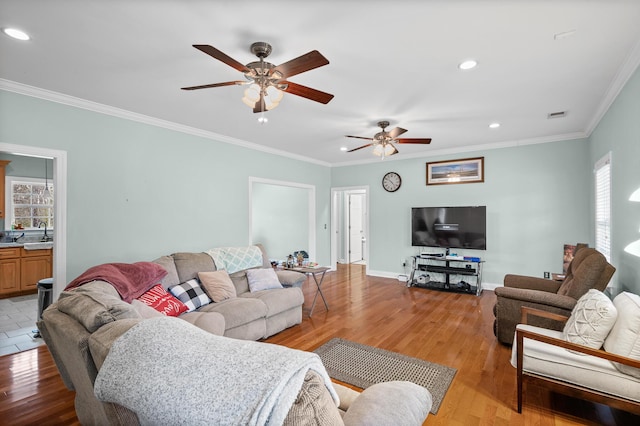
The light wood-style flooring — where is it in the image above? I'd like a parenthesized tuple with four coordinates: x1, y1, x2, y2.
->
(1, 264, 638, 425)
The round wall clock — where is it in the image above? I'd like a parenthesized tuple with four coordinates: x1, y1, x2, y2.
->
(382, 172, 402, 192)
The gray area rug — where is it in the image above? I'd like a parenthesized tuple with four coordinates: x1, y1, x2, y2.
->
(314, 338, 456, 414)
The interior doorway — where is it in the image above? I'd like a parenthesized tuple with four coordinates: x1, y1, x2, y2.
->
(248, 177, 316, 262)
(331, 186, 369, 271)
(348, 192, 366, 264)
(0, 143, 67, 299)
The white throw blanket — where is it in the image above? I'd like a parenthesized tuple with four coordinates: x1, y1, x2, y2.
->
(94, 317, 338, 426)
(206, 246, 264, 274)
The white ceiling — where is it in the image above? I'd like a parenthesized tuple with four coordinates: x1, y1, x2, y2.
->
(2, 0, 640, 166)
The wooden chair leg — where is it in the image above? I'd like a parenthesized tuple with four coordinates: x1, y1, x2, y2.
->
(517, 331, 524, 413)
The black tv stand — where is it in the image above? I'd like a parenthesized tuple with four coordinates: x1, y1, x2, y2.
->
(409, 255, 483, 296)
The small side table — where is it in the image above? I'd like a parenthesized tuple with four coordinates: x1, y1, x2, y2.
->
(288, 266, 330, 316)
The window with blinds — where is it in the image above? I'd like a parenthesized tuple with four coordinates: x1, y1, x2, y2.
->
(594, 153, 611, 262)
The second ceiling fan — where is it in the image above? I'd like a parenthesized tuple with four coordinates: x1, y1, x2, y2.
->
(346, 121, 432, 158)
(181, 42, 334, 113)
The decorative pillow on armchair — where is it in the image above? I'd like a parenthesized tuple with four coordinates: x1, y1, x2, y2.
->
(246, 268, 283, 292)
(563, 289, 617, 350)
(137, 284, 188, 317)
(198, 271, 237, 302)
(169, 279, 212, 312)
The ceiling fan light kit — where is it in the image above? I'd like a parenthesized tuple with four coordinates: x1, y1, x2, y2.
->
(182, 41, 333, 115)
(346, 120, 432, 158)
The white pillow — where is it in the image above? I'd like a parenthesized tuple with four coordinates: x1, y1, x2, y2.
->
(604, 292, 640, 378)
(563, 289, 617, 351)
(246, 268, 283, 292)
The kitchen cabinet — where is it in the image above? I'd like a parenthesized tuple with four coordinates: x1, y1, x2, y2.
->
(0, 248, 21, 294)
(0, 247, 52, 297)
(0, 160, 9, 219)
(21, 248, 53, 291)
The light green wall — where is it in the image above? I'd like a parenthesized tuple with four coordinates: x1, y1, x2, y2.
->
(331, 139, 592, 287)
(0, 154, 53, 179)
(589, 66, 640, 295)
(251, 183, 309, 260)
(0, 90, 331, 282)
(4, 65, 640, 293)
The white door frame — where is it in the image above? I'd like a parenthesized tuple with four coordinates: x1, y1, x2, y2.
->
(347, 192, 366, 263)
(0, 143, 68, 299)
(331, 185, 369, 273)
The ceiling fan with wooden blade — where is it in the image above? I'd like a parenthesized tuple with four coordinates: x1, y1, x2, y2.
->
(181, 42, 334, 113)
(346, 121, 432, 158)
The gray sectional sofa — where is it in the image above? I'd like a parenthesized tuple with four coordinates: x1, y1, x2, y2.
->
(37, 245, 433, 425)
(151, 245, 306, 340)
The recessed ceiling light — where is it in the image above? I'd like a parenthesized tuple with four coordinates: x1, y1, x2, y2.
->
(340, 147, 348, 152)
(458, 60, 477, 70)
(489, 122, 500, 129)
(257, 116, 268, 124)
(3, 28, 30, 41)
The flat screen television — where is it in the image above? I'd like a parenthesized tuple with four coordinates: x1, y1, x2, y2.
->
(411, 206, 486, 250)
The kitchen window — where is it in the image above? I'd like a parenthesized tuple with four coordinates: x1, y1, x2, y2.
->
(4, 176, 54, 230)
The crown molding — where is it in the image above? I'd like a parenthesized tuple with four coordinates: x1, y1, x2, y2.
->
(585, 37, 640, 136)
(331, 131, 587, 168)
(0, 79, 332, 168)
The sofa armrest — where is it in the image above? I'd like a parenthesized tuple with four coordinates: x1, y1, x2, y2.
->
(520, 306, 569, 325)
(276, 269, 306, 288)
(516, 325, 640, 370)
(495, 286, 577, 311)
(504, 274, 561, 293)
(342, 381, 431, 426)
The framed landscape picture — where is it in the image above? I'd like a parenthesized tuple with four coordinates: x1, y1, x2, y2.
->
(426, 157, 484, 185)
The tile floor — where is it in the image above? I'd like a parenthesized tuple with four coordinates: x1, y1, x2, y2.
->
(0, 294, 45, 356)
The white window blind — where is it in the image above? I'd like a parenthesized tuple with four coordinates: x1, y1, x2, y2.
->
(594, 153, 611, 262)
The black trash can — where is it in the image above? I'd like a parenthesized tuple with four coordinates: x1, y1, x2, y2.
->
(37, 277, 54, 319)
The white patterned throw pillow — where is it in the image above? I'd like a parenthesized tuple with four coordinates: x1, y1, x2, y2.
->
(563, 289, 617, 351)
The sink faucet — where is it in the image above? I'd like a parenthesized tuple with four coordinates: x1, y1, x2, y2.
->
(39, 221, 51, 242)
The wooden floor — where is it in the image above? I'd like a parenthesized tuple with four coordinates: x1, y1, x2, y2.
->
(1, 264, 638, 425)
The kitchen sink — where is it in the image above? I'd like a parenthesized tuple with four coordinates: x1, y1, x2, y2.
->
(23, 242, 54, 250)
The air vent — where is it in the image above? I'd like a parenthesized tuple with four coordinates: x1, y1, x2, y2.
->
(547, 111, 567, 119)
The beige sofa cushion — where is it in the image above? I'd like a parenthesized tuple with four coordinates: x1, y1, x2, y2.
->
(230, 270, 250, 294)
(152, 255, 180, 289)
(179, 311, 226, 336)
(172, 252, 216, 283)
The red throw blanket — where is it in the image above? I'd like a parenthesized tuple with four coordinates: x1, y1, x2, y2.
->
(66, 262, 168, 303)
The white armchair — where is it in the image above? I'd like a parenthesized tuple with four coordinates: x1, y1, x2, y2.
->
(511, 293, 640, 415)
